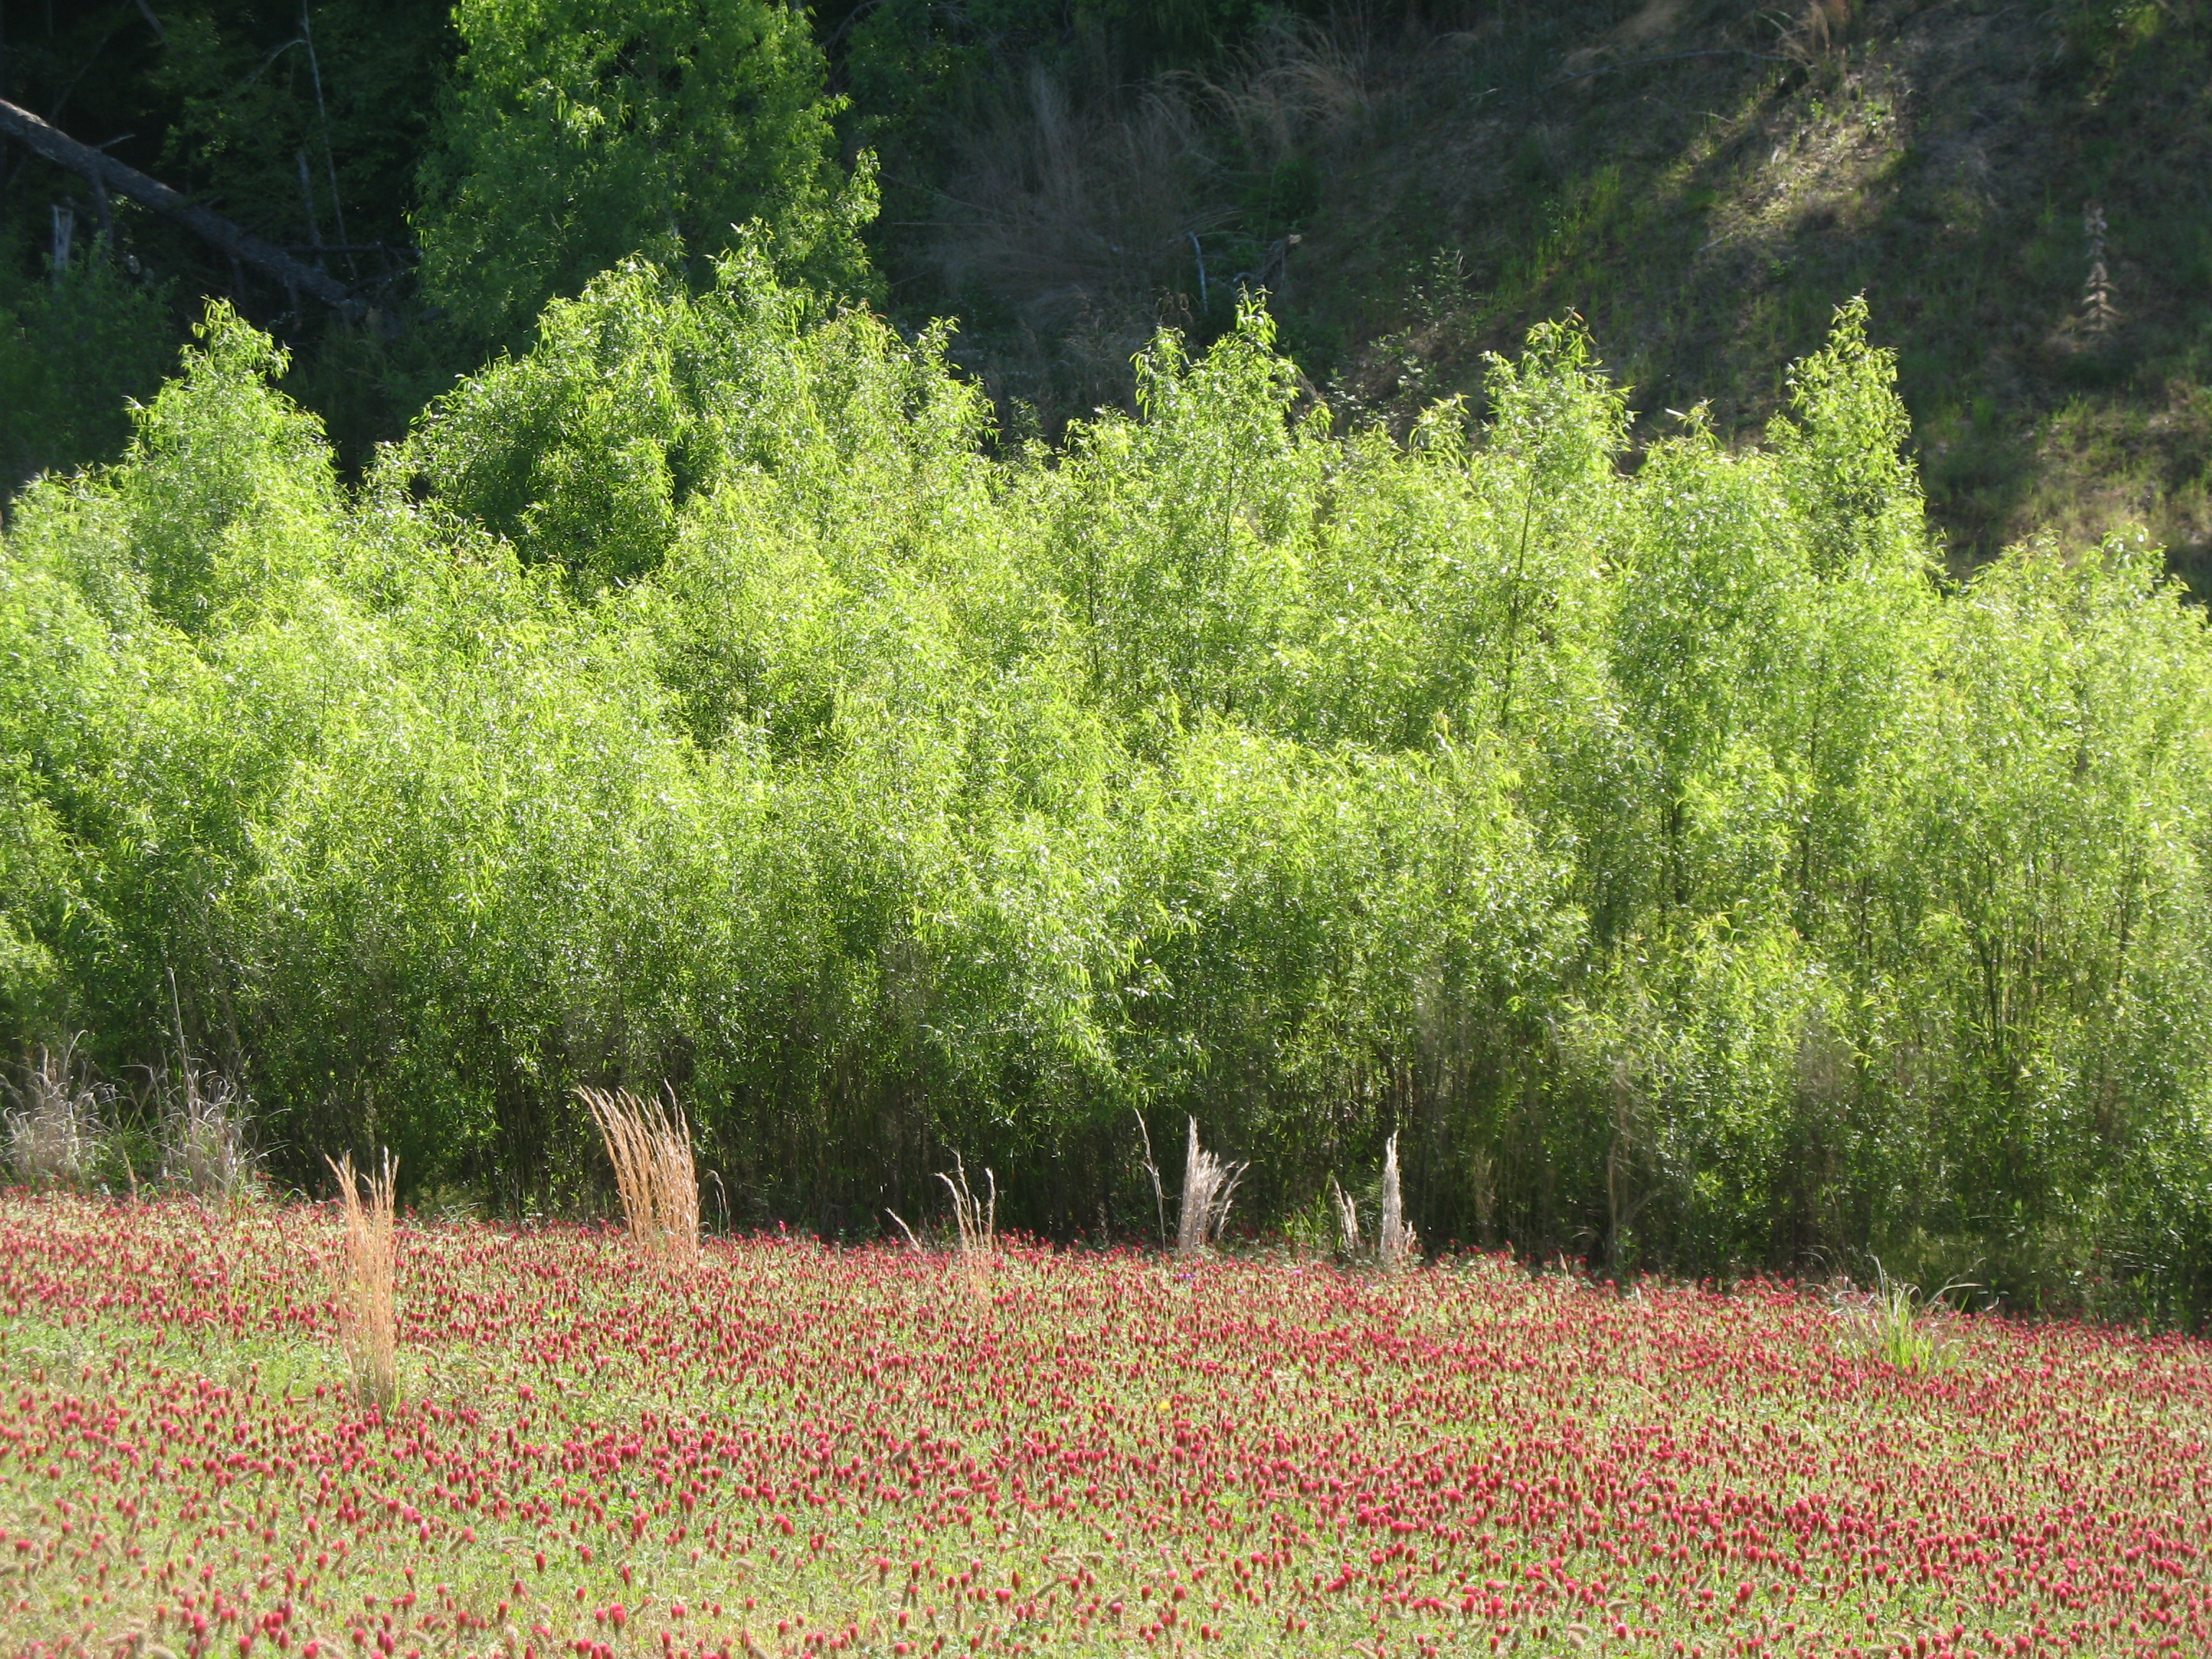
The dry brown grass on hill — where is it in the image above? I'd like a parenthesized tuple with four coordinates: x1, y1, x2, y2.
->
(914, 0, 2212, 578)
(926, 18, 1369, 416)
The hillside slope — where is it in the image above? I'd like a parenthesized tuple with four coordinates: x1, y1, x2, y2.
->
(900, 0, 2212, 577)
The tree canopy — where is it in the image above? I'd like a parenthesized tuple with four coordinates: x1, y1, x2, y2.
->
(5, 266, 2209, 1325)
(415, 0, 876, 345)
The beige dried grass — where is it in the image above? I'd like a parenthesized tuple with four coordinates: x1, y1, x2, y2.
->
(1195, 17, 1368, 162)
(1331, 1174, 1361, 1259)
(1779, 0, 1855, 66)
(1378, 1132, 1419, 1272)
(157, 1053, 261, 1204)
(578, 1084, 698, 1264)
(928, 17, 1362, 348)
(932, 60, 1218, 336)
(1174, 1118, 1246, 1259)
(935, 1153, 997, 1298)
(326, 1149, 400, 1409)
(4, 1037, 108, 1191)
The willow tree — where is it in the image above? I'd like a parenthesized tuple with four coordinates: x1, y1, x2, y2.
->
(414, 0, 877, 348)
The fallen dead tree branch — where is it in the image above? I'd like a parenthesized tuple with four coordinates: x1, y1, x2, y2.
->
(0, 94, 363, 317)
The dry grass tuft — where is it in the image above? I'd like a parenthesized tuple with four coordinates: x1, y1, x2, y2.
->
(578, 1084, 698, 1264)
(1779, 0, 1855, 67)
(935, 1153, 997, 1297)
(932, 61, 1217, 336)
(4, 1037, 109, 1191)
(927, 17, 1365, 415)
(1377, 1132, 1419, 1272)
(1331, 1175, 1361, 1258)
(156, 1052, 261, 1204)
(326, 1149, 400, 1409)
(1196, 19, 1367, 165)
(1174, 1117, 1246, 1259)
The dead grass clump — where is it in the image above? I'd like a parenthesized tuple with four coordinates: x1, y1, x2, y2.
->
(1779, 0, 1855, 67)
(327, 1150, 400, 1409)
(928, 16, 1365, 414)
(578, 1084, 698, 1264)
(1197, 18, 1367, 166)
(1331, 1174, 1361, 1257)
(4, 1037, 110, 1192)
(1174, 1117, 1246, 1259)
(936, 1153, 997, 1297)
(1378, 1132, 1419, 1272)
(156, 1051, 261, 1203)
(1328, 1136, 1419, 1270)
(932, 60, 1219, 338)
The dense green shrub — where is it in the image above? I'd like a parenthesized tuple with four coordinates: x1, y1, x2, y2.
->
(6, 267, 2211, 1325)
(0, 253, 181, 501)
(415, 0, 876, 349)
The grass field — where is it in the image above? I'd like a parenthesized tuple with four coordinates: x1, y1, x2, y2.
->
(1, 1196, 2206, 1659)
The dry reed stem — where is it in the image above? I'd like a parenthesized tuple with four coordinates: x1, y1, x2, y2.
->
(1133, 1111, 1168, 1249)
(935, 1154, 997, 1298)
(885, 1208, 925, 1254)
(577, 1084, 698, 1264)
(2082, 202, 2119, 336)
(1174, 1118, 1246, 1259)
(326, 1150, 400, 1410)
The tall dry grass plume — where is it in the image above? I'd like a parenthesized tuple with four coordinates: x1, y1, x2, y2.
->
(4, 1037, 109, 1191)
(935, 1153, 997, 1298)
(1377, 1132, 1419, 1272)
(156, 1052, 261, 1204)
(1779, 0, 1854, 66)
(1175, 1118, 1246, 1259)
(326, 1150, 400, 1409)
(578, 1084, 698, 1264)
(1330, 1175, 1361, 1256)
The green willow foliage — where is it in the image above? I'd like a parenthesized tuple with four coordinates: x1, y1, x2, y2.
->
(415, 0, 875, 349)
(6, 264, 2211, 1323)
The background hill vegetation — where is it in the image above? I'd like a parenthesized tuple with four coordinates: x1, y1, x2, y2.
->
(4, 0, 2212, 1323)
(6, 1, 2210, 570)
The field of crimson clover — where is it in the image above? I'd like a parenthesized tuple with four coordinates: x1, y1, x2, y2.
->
(0, 1197, 2208, 1659)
